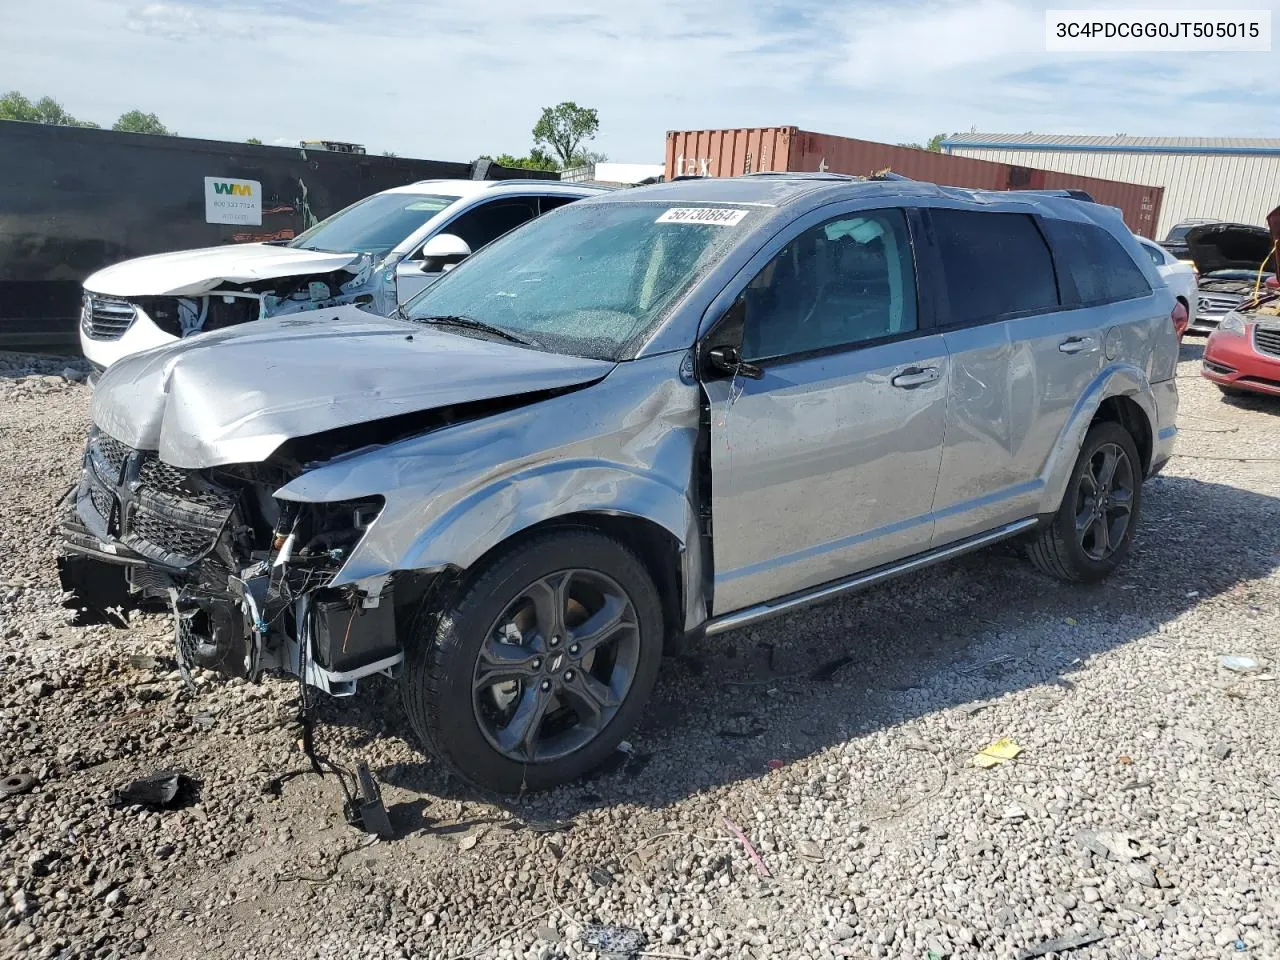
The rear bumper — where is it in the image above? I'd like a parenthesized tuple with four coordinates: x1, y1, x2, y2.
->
(1202, 328, 1280, 397)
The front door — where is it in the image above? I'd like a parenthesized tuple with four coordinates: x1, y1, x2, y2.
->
(703, 207, 949, 615)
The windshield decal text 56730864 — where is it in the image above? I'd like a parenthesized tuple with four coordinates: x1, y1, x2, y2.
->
(656, 207, 749, 226)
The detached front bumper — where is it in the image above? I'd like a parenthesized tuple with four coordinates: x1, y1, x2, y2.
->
(1202, 325, 1280, 397)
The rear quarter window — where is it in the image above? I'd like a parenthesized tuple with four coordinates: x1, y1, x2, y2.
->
(1042, 219, 1153, 306)
(928, 209, 1060, 325)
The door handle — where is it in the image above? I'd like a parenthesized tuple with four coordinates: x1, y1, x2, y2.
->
(891, 366, 940, 388)
(1058, 336, 1097, 354)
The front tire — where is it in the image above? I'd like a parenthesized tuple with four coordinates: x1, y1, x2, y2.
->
(1028, 421, 1143, 583)
(401, 529, 663, 793)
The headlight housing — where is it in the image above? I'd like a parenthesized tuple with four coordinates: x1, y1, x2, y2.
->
(1217, 311, 1248, 337)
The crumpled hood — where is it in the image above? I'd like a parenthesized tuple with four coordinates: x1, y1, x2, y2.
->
(83, 242, 365, 297)
(1186, 220, 1277, 277)
(89, 307, 615, 469)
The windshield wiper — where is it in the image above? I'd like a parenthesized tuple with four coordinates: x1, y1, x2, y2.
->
(415, 314, 535, 347)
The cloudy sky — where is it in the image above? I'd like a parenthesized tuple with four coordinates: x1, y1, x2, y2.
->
(3, 0, 1277, 163)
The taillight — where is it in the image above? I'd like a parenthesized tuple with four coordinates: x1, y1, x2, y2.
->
(1171, 301, 1189, 340)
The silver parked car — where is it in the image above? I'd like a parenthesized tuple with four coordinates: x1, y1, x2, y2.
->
(58, 174, 1180, 792)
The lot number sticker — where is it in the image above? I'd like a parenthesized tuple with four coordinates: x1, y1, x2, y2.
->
(204, 177, 262, 226)
(656, 207, 748, 226)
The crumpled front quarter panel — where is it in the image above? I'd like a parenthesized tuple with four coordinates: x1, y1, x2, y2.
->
(276, 353, 703, 602)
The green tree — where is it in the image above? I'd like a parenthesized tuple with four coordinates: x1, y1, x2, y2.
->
(0, 91, 98, 127)
(246, 137, 262, 145)
(488, 146, 560, 172)
(112, 110, 173, 135)
(531, 102, 599, 168)
(898, 132, 948, 152)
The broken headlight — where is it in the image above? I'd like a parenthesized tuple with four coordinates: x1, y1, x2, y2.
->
(272, 496, 384, 569)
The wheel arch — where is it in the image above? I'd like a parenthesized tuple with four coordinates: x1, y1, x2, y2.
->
(1038, 364, 1158, 515)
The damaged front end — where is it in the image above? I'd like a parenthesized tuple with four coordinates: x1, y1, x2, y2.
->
(82, 253, 394, 344)
(58, 428, 405, 695)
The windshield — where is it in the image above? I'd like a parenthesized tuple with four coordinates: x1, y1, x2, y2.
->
(404, 201, 757, 360)
(288, 192, 459, 257)
(1166, 225, 1193, 242)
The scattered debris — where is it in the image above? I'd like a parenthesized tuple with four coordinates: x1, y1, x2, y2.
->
(1126, 861, 1158, 887)
(809, 655, 854, 682)
(579, 923, 647, 957)
(1174, 728, 1209, 750)
(535, 925, 563, 943)
(589, 866, 615, 888)
(767, 759, 784, 771)
(1002, 804, 1028, 821)
(717, 714, 766, 739)
(973, 738, 1023, 768)
(1214, 743, 1233, 761)
(1017, 928, 1107, 959)
(0, 773, 36, 797)
(795, 839, 825, 861)
(1064, 617, 1078, 626)
(111, 771, 197, 810)
(1220, 655, 1260, 673)
(1074, 829, 1153, 863)
(1117, 755, 1133, 765)
(343, 762, 393, 840)
(192, 712, 217, 730)
(459, 831, 482, 851)
(724, 817, 771, 878)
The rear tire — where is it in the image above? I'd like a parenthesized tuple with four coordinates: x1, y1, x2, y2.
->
(1028, 421, 1142, 583)
(401, 528, 663, 793)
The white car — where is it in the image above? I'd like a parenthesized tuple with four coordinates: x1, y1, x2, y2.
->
(1136, 236, 1196, 338)
(79, 179, 608, 375)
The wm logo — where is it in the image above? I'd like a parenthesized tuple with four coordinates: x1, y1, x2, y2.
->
(213, 182, 254, 196)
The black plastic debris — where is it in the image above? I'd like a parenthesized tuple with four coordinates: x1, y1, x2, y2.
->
(810, 655, 854, 682)
(588, 866, 615, 888)
(580, 923, 646, 957)
(343, 761, 394, 840)
(0, 773, 36, 797)
(1018, 929, 1107, 959)
(111, 771, 197, 810)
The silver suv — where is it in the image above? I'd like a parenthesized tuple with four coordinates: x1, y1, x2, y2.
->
(58, 174, 1180, 792)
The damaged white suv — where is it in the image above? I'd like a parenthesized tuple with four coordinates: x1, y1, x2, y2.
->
(59, 174, 1179, 793)
(78, 179, 606, 376)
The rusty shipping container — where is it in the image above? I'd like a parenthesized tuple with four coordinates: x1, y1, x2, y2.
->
(666, 127, 1163, 237)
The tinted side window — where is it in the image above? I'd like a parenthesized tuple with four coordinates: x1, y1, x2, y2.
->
(538, 196, 579, 214)
(1042, 219, 1154, 305)
(929, 210, 1059, 326)
(446, 200, 537, 251)
(739, 209, 918, 362)
(1141, 243, 1165, 267)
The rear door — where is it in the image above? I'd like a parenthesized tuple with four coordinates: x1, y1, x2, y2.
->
(924, 207, 1102, 545)
(703, 206, 949, 615)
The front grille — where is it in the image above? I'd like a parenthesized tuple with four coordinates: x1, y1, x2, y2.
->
(90, 432, 131, 482)
(1254, 326, 1280, 358)
(79, 431, 238, 568)
(1197, 292, 1243, 320)
(81, 295, 138, 341)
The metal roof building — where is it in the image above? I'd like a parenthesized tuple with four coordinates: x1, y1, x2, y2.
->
(941, 134, 1280, 237)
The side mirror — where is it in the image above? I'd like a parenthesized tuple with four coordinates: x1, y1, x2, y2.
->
(419, 233, 472, 273)
(706, 345, 763, 380)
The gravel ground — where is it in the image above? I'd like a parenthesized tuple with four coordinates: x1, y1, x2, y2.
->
(1, 342, 1277, 960)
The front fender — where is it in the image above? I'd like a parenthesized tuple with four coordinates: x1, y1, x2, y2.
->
(1038, 362, 1157, 515)
(272, 353, 707, 625)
